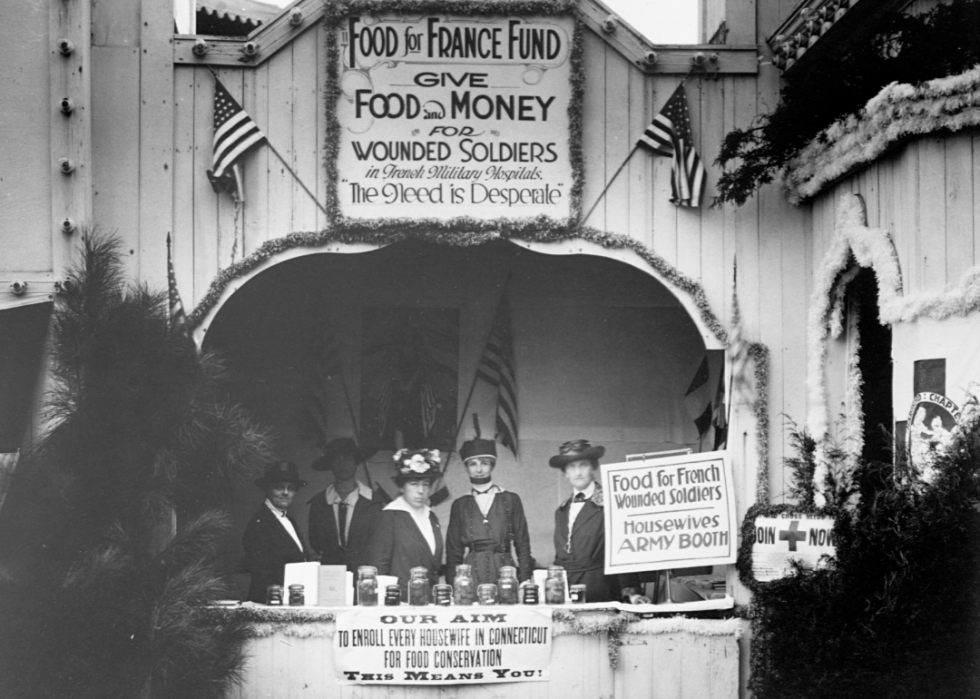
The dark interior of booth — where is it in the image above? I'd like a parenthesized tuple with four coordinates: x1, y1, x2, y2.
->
(202, 240, 724, 601)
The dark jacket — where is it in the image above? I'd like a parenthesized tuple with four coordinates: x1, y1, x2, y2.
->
(367, 504, 443, 602)
(242, 504, 310, 603)
(553, 486, 637, 602)
(307, 484, 385, 573)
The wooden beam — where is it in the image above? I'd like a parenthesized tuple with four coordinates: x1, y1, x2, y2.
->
(174, 0, 757, 75)
(50, 0, 93, 274)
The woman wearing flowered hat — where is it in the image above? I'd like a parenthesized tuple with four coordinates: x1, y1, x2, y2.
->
(550, 440, 648, 604)
(366, 448, 444, 602)
(446, 416, 533, 587)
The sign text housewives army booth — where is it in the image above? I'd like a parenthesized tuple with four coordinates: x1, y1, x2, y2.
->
(334, 13, 575, 220)
(602, 452, 738, 574)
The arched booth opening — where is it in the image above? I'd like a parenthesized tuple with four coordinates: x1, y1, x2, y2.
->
(199, 239, 725, 587)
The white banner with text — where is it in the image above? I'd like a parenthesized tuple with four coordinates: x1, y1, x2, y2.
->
(334, 606, 553, 684)
(336, 14, 574, 220)
(603, 451, 738, 574)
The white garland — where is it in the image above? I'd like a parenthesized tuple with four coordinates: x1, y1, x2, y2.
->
(783, 65, 980, 204)
(807, 194, 903, 504)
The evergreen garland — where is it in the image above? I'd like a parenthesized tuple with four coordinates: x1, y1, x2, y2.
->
(715, 0, 980, 207)
(743, 405, 980, 698)
(0, 234, 274, 699)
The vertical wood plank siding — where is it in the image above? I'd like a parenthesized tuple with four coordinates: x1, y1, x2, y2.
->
(230, 628, 739, 699)
(163, 25, 808, 494)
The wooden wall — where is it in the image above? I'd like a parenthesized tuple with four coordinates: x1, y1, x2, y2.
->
(1, 0, 815, 508)
(809, 128, 980, 434)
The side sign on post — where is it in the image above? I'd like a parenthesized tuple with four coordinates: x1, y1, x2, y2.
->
(749, 515, 836, 583)
(602, 451, 737, 574)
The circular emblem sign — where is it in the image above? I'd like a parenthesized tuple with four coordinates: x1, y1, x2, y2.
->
(906, 392, 961, 482)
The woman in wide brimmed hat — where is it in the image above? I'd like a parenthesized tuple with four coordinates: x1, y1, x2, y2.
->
(366, 449, 444, 602)
(445, 416, 534, 587)
(549, 440, 646, 604)
(242, 461, 312, 603)
(307, 438, 385, 575)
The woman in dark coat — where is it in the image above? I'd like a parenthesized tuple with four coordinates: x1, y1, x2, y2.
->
(367, 448, 444, 602)
(242, 462, 312, 603)
(446, 418, 533, 586)
(550, 440, 648, 603)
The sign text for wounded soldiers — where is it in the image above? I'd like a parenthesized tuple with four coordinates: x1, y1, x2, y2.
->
(603, 453, 738, 573)
(336, 14, 574, 220)
(335, 606, 553, 684)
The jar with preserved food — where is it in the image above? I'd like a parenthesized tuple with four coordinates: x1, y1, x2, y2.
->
(384, 585, 401, 606)
(287, 584, 305, 606)
(408, 567, 430, 606)
(520, 582, 539, 605)
(477, 584, 498, 605)
(545, 565, 566, 604)
(453, 564, 476, 605)
(357, 565, 379, 606)
(433, 584, 453, 606)
(497, 566, 519, 605)
(266, 584, 283, 606)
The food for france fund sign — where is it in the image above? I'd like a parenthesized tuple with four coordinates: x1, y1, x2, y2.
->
(335, 606, 553, 685)
(603, 452, 738, 574)
(336, 14, 574, 219)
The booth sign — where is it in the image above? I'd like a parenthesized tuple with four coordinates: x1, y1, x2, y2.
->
(602, 451, 737, 574)
(334, 606, 553, 684)
(336, 14, 574, 220)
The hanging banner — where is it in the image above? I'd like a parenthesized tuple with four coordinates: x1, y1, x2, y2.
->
(907, 392, 961, 482)
(334, 606, 553, 684)
(602, 452, 737, 574)
(335, 14, 575, 220)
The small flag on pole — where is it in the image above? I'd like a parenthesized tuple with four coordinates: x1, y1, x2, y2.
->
(476, 297, 519, 456)
(207, 78, 266, 202)
(639, 83, 706, 208)
(166, 233, 188, 335)
(729, 260, 752, 403)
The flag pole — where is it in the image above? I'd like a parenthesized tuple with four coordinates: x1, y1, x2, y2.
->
(442, 274, 513, 476)
(581, 143, 641, 224)
(206, 66, 328, 217)
(725, 257, 739, 433)
(265, 142, 330, 217)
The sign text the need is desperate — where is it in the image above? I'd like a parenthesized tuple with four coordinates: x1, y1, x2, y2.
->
(336, 14, 574, 220)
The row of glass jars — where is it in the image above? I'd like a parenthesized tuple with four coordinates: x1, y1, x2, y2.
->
(357, 564, 571, 606)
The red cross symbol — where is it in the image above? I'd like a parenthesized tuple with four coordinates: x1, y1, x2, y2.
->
(779, 520, 807, 552)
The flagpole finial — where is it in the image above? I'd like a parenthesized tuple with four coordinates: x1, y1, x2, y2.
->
(167, 232, 172, 246)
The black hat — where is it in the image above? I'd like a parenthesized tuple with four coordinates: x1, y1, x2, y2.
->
(548, 440, 606, 469)
(310, 438, 377, 471)
(460, 414, 497, 463)
(254, 461, 307, 489)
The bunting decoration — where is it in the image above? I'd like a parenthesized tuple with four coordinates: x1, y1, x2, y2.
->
(207, 78, 266, 202)
(476, 296, 519, 456)
(639, 83, 706, 208)
(166, 233, 188, 335)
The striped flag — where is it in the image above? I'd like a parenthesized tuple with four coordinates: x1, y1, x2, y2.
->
(306, 329, 342, 449)
(207, 78, 266, 202)
(166, 233, 188, 335)
(728, 261, 752, 402)
(476, 297, 518, 456)
(639, 83, 706, 208)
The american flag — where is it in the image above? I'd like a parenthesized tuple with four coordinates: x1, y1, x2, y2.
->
(207, 79, 266, 201)
(306, 328, 342, 449)
(639, 84, 706, 208)
(728, 260, 752, 403)
(166, 233, 188, 335)
(476, 296, 518, 456)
